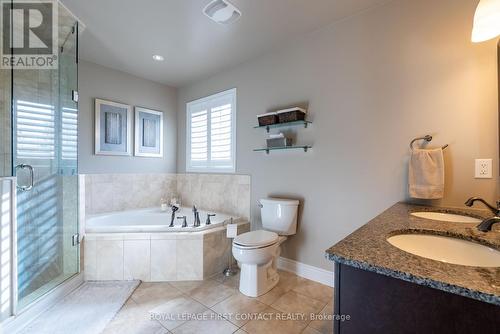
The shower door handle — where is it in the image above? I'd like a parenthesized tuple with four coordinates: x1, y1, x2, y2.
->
(15, 164, 34, 191)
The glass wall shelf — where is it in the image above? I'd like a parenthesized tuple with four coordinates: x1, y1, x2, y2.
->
(254, 120, 312, 133)
(253, 145, 312, 154)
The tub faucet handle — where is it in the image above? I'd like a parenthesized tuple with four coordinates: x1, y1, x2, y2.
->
(177, 216, 187, 228)
(206, 213, 216, 225)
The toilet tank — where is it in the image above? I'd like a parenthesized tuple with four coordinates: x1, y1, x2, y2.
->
(260, 198, 299, 235)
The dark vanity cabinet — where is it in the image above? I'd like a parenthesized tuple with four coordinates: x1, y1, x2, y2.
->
(333, 263, 500, 334)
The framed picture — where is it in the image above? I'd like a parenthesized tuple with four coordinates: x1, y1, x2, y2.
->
(95, 99, 132, 156)
(134, 107, 164, 157)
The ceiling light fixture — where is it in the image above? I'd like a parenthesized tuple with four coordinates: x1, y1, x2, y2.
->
(152, 55, 164, 61)
(471, 0, 500, 42)
(203, 0, 241, 25)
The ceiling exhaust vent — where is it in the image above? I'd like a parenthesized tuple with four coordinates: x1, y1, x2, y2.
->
(203, 0, 241, 25)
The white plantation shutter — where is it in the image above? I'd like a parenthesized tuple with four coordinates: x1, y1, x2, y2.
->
(210, 98, 232, 163)
(190, 106, 208, 165)
(61, 107, 78, 161)
(15, 100, 78, 166)
(15, 100, 56, 159)
(186, 89, 236, 172)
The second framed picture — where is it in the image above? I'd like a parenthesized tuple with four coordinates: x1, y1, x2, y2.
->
(134, 107, 164, 157)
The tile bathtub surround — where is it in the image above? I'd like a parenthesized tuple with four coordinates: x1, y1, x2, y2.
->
(176, 174, 251, 221)
(83, 173, 251, 220)
(203, 222, 250, 278)
(84, 173, 178, 214)
(124, 240, 151, 281)
(102, 270, 334, 334)
(84, 222, 250, 282)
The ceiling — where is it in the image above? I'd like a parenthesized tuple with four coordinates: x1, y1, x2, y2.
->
(61, 0, 389, 87)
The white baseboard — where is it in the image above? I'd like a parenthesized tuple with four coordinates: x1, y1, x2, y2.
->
(277, 257, 334, 287)
(3, 273, 84, 334)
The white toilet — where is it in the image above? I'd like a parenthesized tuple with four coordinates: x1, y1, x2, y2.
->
(232, 198, 299, 297)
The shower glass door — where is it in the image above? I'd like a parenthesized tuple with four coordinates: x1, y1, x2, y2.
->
(13, 8, 79, 310)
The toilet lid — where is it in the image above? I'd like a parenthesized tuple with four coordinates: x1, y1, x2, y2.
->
(234, 230, 279, 248)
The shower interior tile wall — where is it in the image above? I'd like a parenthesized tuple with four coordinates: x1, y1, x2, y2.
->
(84, 173, 251, 220)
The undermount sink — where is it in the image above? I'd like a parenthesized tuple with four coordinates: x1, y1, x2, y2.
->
(411, 212, 482, 223)
(387, 234, 500, 267)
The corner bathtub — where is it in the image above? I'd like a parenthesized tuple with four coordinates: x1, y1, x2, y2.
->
(84, 207, 249, 282)
(85, 207, 235, 233)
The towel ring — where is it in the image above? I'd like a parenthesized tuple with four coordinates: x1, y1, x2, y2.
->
(410, 135, 448, 151)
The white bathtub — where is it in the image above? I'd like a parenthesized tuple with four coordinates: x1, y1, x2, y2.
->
(85, 207, 235, 233)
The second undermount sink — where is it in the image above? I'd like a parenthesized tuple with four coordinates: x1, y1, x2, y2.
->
(387, 234, 500, 267)
(411, 212, 482, 223)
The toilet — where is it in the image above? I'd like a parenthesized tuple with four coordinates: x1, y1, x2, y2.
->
(232, 198, 299, 297)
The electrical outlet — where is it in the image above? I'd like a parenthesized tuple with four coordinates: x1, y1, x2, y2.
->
(475, 159, 492, 179)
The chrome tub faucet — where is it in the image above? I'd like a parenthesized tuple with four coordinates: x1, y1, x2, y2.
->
(169, 204, 179, 227)
(193, 205, 201, 227)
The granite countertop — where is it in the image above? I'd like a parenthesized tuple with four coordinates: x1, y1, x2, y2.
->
(325, 202, 500, 306)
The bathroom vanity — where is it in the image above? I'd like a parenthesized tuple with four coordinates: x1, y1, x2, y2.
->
(326, 203, 500, 334)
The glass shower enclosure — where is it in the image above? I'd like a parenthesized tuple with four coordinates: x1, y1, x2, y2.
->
(0, 1, 79, 314)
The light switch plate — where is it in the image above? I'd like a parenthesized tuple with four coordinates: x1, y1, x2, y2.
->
(475, 159, 492, 179)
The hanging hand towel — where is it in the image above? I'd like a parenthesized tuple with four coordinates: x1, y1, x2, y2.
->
(409, 148, 445, 199)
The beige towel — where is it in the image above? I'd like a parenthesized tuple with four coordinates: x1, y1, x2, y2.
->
(409, 148, 445, 199)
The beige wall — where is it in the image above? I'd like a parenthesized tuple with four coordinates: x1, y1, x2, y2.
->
(177, 0, 499, 270)
(78, 61, 178, 174)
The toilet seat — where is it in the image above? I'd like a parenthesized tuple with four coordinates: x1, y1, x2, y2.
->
(233, 230, 279, 249)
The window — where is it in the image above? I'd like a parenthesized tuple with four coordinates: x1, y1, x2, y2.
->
(15, 100, 56, 159)
(14, 100, 78, 165)
(61, 107, 78, 161)
(186, 88, 236, 172)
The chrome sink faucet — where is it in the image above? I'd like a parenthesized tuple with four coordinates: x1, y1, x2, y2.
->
(464, 197, 500, 232)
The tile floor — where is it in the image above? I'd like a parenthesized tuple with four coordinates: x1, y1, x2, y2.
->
(103, 270, 334, 334)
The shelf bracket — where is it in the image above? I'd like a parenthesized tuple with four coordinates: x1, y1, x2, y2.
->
(303, 146, 308, 152)
(266, 126, 270, 133)
(265, 149, 270, 154)
(304, 122, 308, 129)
